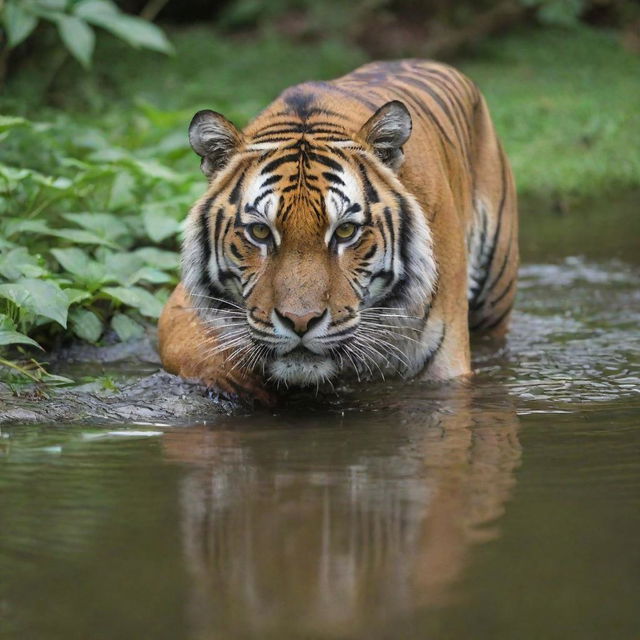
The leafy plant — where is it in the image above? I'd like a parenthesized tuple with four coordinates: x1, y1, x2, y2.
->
(0, 108, 193, 384)
(1, 0, 172, 70)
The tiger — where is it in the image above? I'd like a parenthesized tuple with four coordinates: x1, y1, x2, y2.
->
(158, 59, 518, 404)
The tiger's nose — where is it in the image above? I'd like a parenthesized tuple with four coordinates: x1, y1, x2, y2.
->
(275, 308, 326, 336)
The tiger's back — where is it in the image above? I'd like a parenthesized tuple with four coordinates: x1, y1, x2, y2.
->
(310, 60, 518, 336)
(158, 59, 518, 399)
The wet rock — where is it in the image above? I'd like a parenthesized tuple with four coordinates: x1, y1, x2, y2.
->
(0, 371, 226, 425)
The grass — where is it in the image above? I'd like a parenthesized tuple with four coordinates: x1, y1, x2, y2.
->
(6, 24, 638, 200)
(460, 27, 640, 201)
(0, 24, 638, 383)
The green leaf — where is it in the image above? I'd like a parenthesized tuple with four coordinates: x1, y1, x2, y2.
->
(3, 219, 52, 237)
(0, 330, 43, 350)
(35, 0, 68, 11)
(73, 0, 118, 20)
(63, 212, 129, 241)
(0, 165, 32, 190)
(29, 172, 73, 190)
(69, 308, 103, 343)
(132, 159, 179, 181)
(3, 1, 39, 48)
(142, 208, 181, 243)
(51, 248, 108, 287)
(50, 247, 89, 275)
(46, 228, 120, 248)
(109, 171, 137, 209)
(79, 9, 173, 54)
(0, 314, 16, 331)
(100, 251, 143, 283)
(133, 247, 179, 271)
(111, 313, 145, 342)
(130, 266, 172, 285)
(0, 248, 46, 280)
(4, 219, 119, 246)
(103, 286, 164, 318)
(0, 115, 29, 133)
(56, 15, 95, 68)
(42, 372, 75, 385)
(0, 279, 70, 328)
(64, 288, 92, 305)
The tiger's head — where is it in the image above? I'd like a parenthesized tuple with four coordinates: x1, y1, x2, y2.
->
(182, 92, 437, 388)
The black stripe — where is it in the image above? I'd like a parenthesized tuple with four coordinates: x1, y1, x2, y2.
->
(362, 245, 377, 260)
(252, 127, 305, 139)
(252, 121, 306, 135)
(331, 314, 355, 328)
(211, 207, 225, 276)
(198, 200, 214, 290)
(421, 69, 473, 146)
(383, 206, 395, 269)
(471, 301, 514, 332)
(323, 171, 344, 185)
(472, 251, 510, 312)
(357, 161, 379, 203)
(490, 278, 515, 307)
(229, 243, 242, 262)
(253, 189, 273, 207)
(228, 170, 245, 204)
(383, 193, 412, 303)
(422, 325, 446, 370)
(310, 81, 379, 110)
(326, 326, 357, 339)
(306, 150, 343, 172)
(250, 136, 300, 144)
(385, 83, 455, 149)
(400, 75, 466, 153)
(328, 186, 348, 202)
(260, 153, 300, 174)
(261, 174, 282, 188)
(468, 148, 508, 309)
(314, 135, 352, 142)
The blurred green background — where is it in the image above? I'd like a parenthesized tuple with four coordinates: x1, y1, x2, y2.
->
(0, 0, 639, 384)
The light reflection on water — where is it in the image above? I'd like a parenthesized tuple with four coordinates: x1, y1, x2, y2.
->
(0, 256, 639, 639)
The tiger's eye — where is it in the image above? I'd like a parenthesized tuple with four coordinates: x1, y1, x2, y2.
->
(248, 223, 272, 242)
(334, 222, 357, 241)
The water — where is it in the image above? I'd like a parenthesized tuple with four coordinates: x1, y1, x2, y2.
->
(1, 201, 639, 639)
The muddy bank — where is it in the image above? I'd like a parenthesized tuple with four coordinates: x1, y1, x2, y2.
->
(0, 372, 232, 425)
(0, 337, 229, 425)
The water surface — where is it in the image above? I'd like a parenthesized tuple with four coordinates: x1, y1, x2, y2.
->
(1, 202, 639, 639)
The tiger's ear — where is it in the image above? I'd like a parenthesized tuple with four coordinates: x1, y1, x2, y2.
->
(189, 110, 244, 179)
(357, 101, 412, 172)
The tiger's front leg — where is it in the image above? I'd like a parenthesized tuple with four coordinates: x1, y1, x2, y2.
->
(158, 284, 276, 407)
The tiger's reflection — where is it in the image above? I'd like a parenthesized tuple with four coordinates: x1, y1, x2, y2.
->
(163, 383, 521, 638)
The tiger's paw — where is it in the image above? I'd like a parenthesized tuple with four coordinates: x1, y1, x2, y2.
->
(205, 372, 278, 411)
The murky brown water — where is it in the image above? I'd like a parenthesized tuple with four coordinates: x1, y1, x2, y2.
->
(1, 200, 639, 639)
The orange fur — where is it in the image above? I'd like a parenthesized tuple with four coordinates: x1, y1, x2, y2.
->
(159, 60, 518, 400)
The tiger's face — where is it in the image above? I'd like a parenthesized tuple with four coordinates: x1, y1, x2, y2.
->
(182, 101, 437, 387)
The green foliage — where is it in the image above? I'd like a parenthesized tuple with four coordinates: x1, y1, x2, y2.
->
(0, 108, 195, 380)
(1, 0, 172, 70)
(520, 0, 586, 27)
